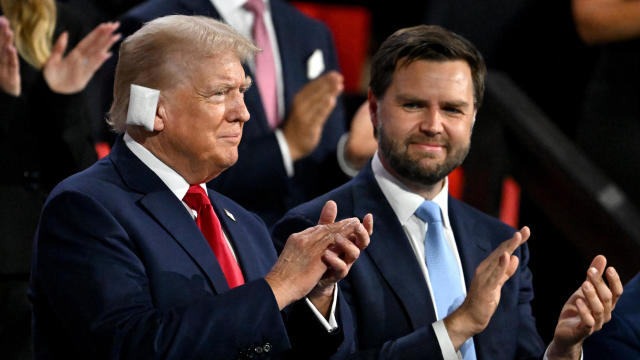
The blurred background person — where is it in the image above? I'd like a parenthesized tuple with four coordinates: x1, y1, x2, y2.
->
(572, 0, 640, 209)
(0, 0, 118, 358)
(584, 271, 640, 359)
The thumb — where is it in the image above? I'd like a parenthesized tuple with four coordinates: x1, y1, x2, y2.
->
(589, 255, 607, 276)
(318, 200, 338, 225)
(47, 31, 68, 64)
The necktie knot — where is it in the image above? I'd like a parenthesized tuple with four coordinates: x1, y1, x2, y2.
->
(415, 200, 443, 224)
(244, 0, 265, 15)
(183, 185, 210, 213)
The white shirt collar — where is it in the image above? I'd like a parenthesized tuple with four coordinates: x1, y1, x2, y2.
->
(123, 133, 207, 201)
(372, 152, 451, 229)
(211, 0, 269, 18)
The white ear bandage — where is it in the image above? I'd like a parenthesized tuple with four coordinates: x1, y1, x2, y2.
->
(126, 84, 160, 132)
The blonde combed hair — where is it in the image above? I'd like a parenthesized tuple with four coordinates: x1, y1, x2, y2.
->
(1, 0, 56, 69)
(108, 15, 259, 133)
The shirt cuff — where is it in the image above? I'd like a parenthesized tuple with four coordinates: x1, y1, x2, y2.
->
(304, 284, 339, 332)
(433, 320, 462, 360)
(274, 129, 294, 177)
(543, 345, 583, 360)
(336, 133, 360, 178)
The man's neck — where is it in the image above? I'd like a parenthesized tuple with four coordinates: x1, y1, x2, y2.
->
(378, 154, 445, 200)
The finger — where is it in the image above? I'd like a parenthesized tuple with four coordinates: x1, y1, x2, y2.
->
(606, 267, 623, 308)
(349, 222, 370, 250)
(7, 44, 18, 68)
(576, 297, 595, 330)
(1, 22, 14, 49)
(322, 250, 348, 280)
(587, 265, 613, 318)
(485, 231, 521, 265)
(48, 32, 69, 64)
(318, 200, 338, 225)
(74, 22, 118, 54)
(582, 280, 605, 329)
(497, 226, 530, 259)
(504, 254, 520, 280)
(589, 255, 607, 276)
(363, 213, 373, 235)
(485, 251, 509, 288)
(333, 235, 361, 265)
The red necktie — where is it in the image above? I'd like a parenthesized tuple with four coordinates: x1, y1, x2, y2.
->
(183, 185, 245, 288)
(244, 0, 279, 129)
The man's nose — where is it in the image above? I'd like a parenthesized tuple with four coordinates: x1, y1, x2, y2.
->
(420, 108, 443, 134)
(228, 92, 250, 123)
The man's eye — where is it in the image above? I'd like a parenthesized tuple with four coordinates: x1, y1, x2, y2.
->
(403, 103, 420, 110)
(443, 107, 462, 114)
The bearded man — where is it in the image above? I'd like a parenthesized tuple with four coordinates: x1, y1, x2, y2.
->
(272, 25, 623, 360)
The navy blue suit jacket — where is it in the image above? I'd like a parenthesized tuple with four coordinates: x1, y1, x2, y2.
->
(584, 272, 640, 359)
(272, 163, 545, 359)
(112, 0, 347, 226)
(29, 137, 352, 360)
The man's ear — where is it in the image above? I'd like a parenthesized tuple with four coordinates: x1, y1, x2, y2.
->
(368, 88, 379, 129)
(154, 100, 166, 132)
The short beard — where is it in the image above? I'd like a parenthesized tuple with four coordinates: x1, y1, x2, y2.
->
(378, 126, 469, 186)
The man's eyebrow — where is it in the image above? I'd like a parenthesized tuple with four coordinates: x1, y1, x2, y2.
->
(242, 76, 252, 89)
(394, 93, 427, 103)
(441, 100, 470, 108)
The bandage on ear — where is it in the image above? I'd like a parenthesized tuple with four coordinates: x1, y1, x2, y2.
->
(126, 84, 160, 132)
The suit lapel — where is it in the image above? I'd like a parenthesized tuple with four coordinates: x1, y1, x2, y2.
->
(209, 193, 274, 281)
(447, 197, 492, 289)
(352, 165, 436, 329)
(110, 137, 231, 294)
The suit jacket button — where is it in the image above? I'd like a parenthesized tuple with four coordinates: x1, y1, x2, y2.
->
(263, 343, 271, 353)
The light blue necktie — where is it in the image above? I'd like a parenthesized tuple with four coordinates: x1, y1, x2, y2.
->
(415, 200, 477, 360)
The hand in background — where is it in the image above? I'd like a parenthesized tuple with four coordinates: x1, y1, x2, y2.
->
(345, 100, 378, 170)
(43, 22, 120, 94)
(444, 227, 530, 350)
(547, 255, 623, 360)
(0, 16, 20, 96)
(282, 71, 343, 161)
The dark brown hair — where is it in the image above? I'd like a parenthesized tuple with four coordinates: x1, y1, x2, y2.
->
(370, 25, 486, 108)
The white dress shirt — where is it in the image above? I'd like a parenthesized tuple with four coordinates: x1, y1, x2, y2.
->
(123, 133, 337, 331)
(371, 152, 465, 360)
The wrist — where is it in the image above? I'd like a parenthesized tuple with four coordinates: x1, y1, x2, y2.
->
(547, 339, 582, 360)
(443, 307, 479, 350)
(282, 128, 303, 161)
(307, 284, 334, 318)
(265, 273, 299, 310)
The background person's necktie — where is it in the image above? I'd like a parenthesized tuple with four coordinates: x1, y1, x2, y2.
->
(415, 200, 477, 360)
(183, 185, 245, 288)
(244, 0, 279, 129)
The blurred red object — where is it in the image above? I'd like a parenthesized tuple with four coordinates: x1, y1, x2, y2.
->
(94, 142, 111, 159)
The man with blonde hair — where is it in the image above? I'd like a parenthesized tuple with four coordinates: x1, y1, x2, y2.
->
(29, 15, 371, 359)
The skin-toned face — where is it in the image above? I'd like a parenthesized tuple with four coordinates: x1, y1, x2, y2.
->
(152, 50, 251, 184)
(370, 59, 476, 198)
